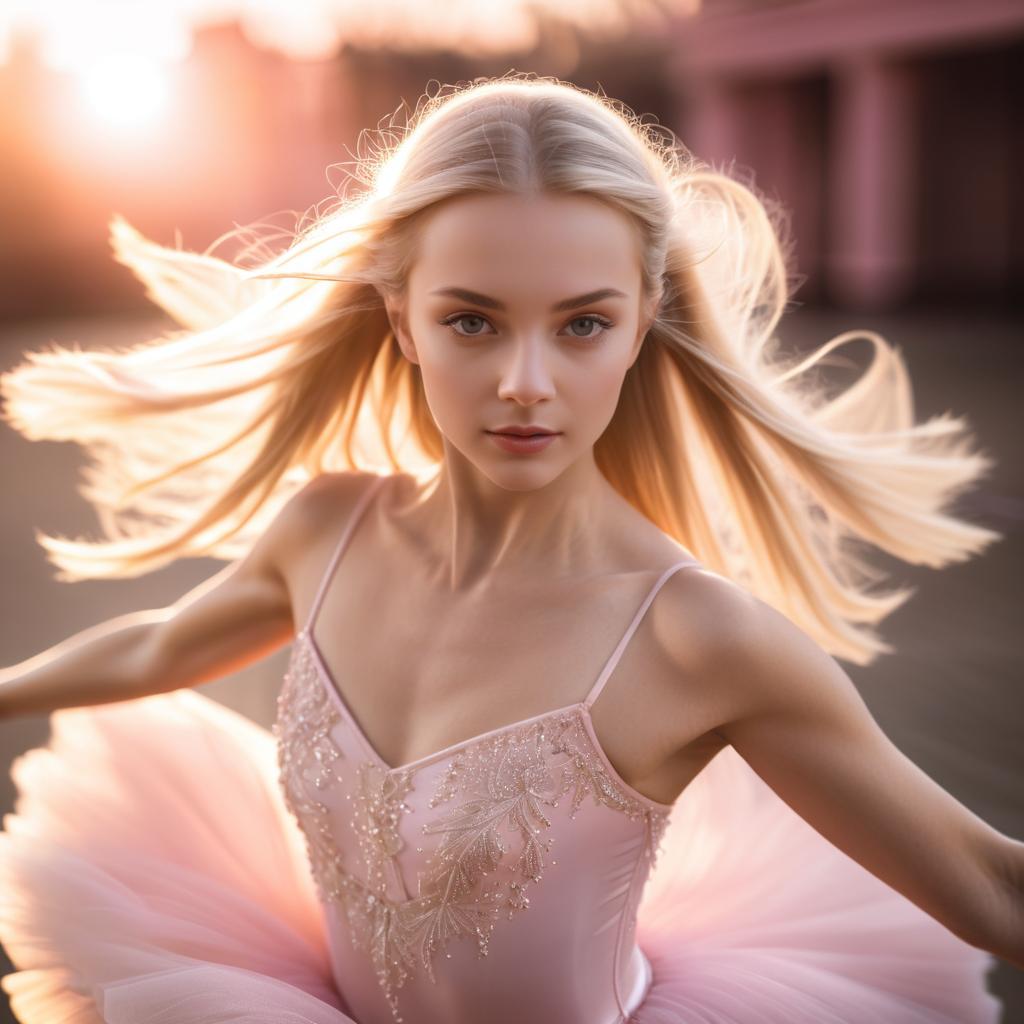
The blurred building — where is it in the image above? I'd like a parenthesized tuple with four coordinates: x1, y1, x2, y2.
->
(671, 0, 1024, 308)
(0, 1, 1021, 320)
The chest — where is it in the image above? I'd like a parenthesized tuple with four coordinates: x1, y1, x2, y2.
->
(292, 546, 726, 807)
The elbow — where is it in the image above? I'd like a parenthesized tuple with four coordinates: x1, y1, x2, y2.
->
(955, 833, 1024, 970)
(987, 836, 1024, 970)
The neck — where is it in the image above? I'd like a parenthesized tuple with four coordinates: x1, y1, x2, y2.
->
(407, 446, 627, 592)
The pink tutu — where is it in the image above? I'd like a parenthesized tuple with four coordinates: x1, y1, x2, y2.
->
(0, 688, 1003, 1023)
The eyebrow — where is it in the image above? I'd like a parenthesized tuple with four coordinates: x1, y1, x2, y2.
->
(429, 286, 628, 312)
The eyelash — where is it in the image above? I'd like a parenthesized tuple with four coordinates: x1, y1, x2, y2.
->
(438, 312, 614, 342)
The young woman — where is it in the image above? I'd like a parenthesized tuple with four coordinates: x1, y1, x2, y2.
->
(0, 74, 1018, 1024)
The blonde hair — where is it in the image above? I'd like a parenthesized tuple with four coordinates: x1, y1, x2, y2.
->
(0, 73, 1000, 665)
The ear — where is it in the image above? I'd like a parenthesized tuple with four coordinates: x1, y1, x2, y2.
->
(384, 297, 419, 366)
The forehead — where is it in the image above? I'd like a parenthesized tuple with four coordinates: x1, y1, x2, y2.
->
(408, 192, 643, 299)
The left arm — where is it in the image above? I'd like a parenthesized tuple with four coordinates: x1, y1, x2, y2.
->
(687, 578, 1023, 968)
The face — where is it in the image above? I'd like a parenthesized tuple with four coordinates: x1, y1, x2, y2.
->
(386, 191, 653, 489)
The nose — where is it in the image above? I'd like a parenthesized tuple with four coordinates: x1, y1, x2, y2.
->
(496, 335, 557, 404)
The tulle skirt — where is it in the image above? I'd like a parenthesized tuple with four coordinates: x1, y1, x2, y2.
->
(0, 689, 1003, 1023)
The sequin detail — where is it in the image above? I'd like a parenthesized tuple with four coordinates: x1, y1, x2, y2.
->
(273, 633, 672, 1023)
(271, 639, 347, 899)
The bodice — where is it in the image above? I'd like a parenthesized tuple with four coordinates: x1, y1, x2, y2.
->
(273, 631, 673, 1024)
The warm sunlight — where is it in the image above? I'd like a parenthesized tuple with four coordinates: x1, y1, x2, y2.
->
(78, 52, 169, 129)
(1, 0, 700, 66)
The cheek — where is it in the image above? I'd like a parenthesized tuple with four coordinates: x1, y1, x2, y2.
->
(565, 358, 630, 414)
(415, 351, 486, 429)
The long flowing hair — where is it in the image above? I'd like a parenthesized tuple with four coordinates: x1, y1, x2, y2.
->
(0, 73, 1000, 665)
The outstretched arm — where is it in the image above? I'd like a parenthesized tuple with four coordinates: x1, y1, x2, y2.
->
(673, 574, 1023, 970)
(0, 475, 330, 718)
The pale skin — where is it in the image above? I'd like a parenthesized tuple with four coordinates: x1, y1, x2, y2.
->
(1, 191, 1021, 970)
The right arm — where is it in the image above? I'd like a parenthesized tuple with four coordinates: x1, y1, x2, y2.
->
(0, 474, 342, 719)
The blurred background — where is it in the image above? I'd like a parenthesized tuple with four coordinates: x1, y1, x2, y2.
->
(1, 0, 1022, 1018)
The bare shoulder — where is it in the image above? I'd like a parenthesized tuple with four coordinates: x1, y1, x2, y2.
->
(647, 562, 764, 673)
(649, 564, 845, 737)
(281, 469, 382, 523)
(265, 470, 386, 563)
(242, 469, 394, 630)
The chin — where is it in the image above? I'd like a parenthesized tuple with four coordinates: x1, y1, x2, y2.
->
(475, 458, 565, 492)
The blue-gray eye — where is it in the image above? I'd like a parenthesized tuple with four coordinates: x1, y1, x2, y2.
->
(564, 316, 613, 339)
(439, 312, 613, 340)
(439, 314, 494, 337)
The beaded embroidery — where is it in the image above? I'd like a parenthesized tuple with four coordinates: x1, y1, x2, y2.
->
(273, 633, 672, 1023)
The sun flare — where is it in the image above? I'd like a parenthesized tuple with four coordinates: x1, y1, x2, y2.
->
(78, 52, 169, 129)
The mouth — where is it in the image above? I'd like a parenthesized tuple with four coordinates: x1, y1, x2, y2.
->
(484, 429, 561, 453)
(485, 429, 561, 437)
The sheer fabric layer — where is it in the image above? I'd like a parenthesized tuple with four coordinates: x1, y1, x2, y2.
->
(0, 686, 1002, 1024)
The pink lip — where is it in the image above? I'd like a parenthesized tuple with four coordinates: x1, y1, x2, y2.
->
(488, 426, 559, 436)
(485, 430, 560, 454)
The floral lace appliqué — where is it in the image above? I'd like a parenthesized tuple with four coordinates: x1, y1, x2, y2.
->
(273, 634, 671, 1023)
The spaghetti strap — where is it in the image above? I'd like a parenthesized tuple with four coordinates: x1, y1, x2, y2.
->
(305, 473, 389, 634)
(583, 557, 701, 709)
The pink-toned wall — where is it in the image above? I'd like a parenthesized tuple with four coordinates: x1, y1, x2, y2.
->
(669, 0, 1024, 309)
(0, 3, 1020, 319)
